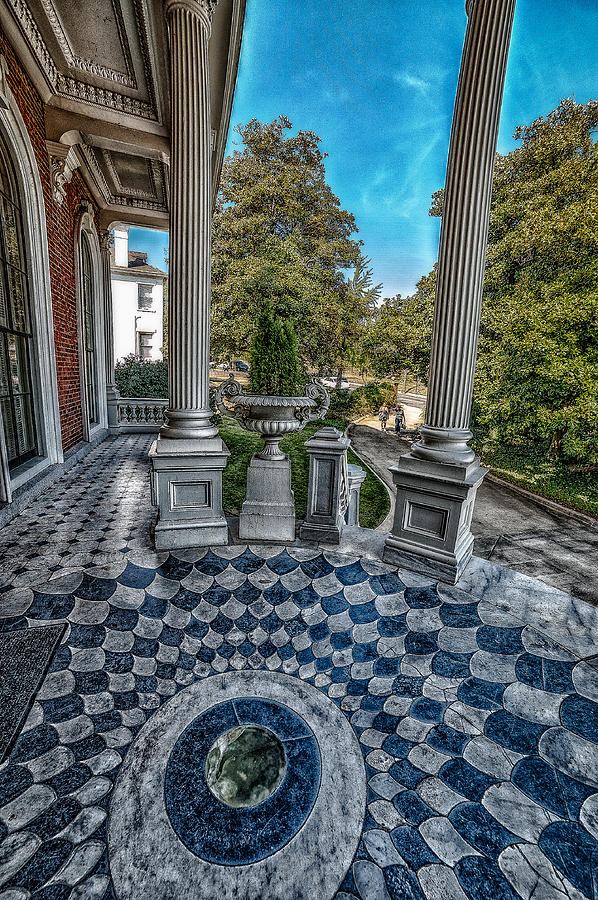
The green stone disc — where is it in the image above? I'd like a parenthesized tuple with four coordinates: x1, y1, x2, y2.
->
(205, 724, 286, 808)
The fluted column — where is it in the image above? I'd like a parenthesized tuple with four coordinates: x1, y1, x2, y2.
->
(383, 0, 516, 584)
(99, 231, 120, 432)
(161, 0, 217, 440)
(149, 0, 229, 550)
(413, 0, 516, 465)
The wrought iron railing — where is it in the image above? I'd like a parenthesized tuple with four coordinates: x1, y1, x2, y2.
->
(117, 398, 168, 431)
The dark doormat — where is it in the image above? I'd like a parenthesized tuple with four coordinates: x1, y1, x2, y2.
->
(0, 623, 66, 763)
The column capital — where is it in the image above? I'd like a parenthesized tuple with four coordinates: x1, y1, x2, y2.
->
(164, 0, 217, 28)
(465, 0, 476, 16)
(99, 230, 114, 253)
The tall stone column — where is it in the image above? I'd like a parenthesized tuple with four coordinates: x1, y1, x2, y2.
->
(149, 0, 229, 549)
(384, 0, 516, 583)
(99, 231, 120, 433)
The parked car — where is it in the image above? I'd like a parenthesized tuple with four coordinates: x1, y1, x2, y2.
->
(235, 360, 250, 373)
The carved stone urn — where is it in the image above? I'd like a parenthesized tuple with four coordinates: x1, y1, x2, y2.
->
(214, 375, 330, 541)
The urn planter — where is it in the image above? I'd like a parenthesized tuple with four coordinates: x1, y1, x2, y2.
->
(215, 375, 329, 541)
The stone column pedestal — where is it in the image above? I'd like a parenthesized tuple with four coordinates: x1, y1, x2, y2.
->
(384, 455, 487, 583)
(239, 456, 295, 542)
(151, 437, 229, 549)
(299, 427, 350, 544)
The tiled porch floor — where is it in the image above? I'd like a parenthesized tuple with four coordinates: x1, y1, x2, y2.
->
(0, 435, 597, 900)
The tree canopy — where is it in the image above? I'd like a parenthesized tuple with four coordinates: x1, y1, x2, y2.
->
(211, 117, 372, 371)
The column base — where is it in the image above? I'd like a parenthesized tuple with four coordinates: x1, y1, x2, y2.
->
(149, 434, 230, 550)
(107, 389, 120, 435)
(383, 451, 487, 584)
(239, 455, 296, 542)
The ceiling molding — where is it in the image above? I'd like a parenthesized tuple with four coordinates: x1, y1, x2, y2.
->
(5, 0, 159, 119)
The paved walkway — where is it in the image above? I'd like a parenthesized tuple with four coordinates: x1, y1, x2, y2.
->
(0, 435, 597, 900)
(348, 424, 598, 606)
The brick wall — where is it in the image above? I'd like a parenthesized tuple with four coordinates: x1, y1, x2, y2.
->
(0, 27, 99, 453)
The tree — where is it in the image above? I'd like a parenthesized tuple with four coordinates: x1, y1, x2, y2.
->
(430, 98, 598, 464)
(211, 116, 366, 370)
(359, 271, 435, 382)
(250, 300, 303, 395)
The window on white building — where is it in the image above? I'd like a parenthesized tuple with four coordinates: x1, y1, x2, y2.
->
(138, 283, 153, 310)
(136, 331, 153, 359)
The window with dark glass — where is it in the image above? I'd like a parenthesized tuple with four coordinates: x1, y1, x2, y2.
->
(136, 331, 153, 359)
(137, 283, 153, 310)
(0, 133, 38, 470)
(80, 233, 98, 425)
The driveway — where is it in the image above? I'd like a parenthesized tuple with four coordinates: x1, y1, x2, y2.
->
(348, 421, 598, 605)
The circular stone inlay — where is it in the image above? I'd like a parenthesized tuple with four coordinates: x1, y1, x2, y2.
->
(109, 671, 365, 900)
(205, 724, 286, 808)
(164, 697, 321, 865)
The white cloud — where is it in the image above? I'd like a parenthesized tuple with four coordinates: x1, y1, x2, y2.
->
(393, 71, 431, 93)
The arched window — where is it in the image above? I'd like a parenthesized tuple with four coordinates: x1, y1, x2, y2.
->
(0, 131, 38, 469)
(80, 231, 98, 426)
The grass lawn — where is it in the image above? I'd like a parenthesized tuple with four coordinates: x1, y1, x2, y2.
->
(220, 416, 390, 529)
(473, 439, 598, 519)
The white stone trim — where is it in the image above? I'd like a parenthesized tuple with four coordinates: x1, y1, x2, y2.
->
(0, 60, 63, 494)
(75, 208, 109, 440)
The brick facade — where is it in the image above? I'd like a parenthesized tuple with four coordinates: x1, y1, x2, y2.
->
(0, 27, 99, 453)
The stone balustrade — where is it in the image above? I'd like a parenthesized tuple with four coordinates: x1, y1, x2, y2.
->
(117, 398, 169, 431)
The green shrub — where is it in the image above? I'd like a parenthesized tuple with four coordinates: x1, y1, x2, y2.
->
(250, 302, 304, 395)
(350, 381, 396, 417)
(115, 355, 168, 399)
(328, 388, 356, 418)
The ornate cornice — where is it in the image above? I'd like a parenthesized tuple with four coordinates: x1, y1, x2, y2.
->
(78, 142, 168, 213)
(46, 140, 79, 205)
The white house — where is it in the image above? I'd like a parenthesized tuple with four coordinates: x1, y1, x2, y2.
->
(111, 225, 167, 362)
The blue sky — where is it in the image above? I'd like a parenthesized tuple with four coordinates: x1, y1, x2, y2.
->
(132, 0, 598, 299)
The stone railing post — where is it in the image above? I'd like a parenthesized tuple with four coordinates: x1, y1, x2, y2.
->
(149, 0, 229, 549)
(100, 230, 120, 433)
(299, 427, 351, 544)
(346, 463, 366, 527)
(384, 0, 516, 583)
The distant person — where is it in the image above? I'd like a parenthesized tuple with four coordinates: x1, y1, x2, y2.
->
(394, 404, 405, 434)
(378, 404, 389, 432)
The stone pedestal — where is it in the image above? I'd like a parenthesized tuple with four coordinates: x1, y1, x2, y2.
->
(239, 456, 295, 542)
(150, 436, 230, 549)
(299, 427, 350, 544)
(384, 453, 487, 583)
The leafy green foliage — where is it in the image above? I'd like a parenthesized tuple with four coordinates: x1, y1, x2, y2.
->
(359, 272, 435, 382)
(211, 117, 372, 372)
(115, 355, 168, 398)
(249, 299, 303, 395)
(430, 98, 598, 465)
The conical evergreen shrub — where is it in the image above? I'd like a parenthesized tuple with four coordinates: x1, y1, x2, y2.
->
(250, 302, 303, 395)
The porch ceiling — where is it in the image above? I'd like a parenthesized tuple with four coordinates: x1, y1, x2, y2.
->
(0, 0, 245, 228)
